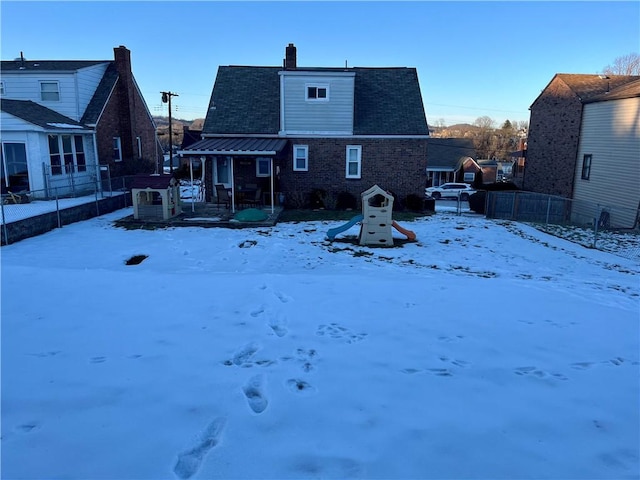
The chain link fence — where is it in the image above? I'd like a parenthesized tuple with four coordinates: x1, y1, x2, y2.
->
(485, 191, 640, 262)
(1, 176, 135, 245)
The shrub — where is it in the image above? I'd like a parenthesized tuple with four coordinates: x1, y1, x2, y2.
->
(336, 191, 357, 210)
(285, 191, 308, 209)
(404, 194, 424, 212)
(310, 188, 327, 209)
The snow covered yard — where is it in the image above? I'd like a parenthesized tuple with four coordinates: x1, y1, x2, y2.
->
(1, 208, 638, 479)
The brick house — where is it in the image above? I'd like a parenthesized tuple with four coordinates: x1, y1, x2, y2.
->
(179, 44, 429, 210)
(0, 46, 162, 198)
(523, 73, 639, 198)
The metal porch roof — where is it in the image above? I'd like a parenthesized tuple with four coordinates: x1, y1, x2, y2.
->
(179, 137, 288, 155)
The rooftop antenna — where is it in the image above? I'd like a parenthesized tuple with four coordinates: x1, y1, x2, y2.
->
(19, 51, 26, 69)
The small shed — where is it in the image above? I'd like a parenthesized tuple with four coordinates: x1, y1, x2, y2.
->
(131, 174, 182, 220)
(360, 184, 394, 246)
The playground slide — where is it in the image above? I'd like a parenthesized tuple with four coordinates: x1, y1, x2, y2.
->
(392, 221, 417, 241)
(326, 214, 364, 240)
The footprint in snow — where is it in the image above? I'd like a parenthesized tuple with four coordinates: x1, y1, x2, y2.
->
(173, 417, 226, 479)
(243, 374, 269, 414)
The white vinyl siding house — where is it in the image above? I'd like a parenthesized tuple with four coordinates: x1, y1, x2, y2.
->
(0, 63, 108, 121)
(279, 71, 355, 135)
(573, 94, 640, 228)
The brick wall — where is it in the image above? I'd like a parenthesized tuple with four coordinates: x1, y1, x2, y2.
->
(524, 77, 583, 198)
(278, 138, 427, 207)
(95, 48, 160, 177)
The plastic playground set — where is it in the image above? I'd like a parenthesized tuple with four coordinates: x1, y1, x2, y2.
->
(326, 185, 417, 246)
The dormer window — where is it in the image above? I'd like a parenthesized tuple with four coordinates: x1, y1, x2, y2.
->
(40, 81, 60, 101)
(306, 84, 329, 101)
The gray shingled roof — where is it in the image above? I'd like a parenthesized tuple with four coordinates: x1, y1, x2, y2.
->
(426, 138, 476, 170)
(0, 99, 89, 130)
(202, 66, 429, 136)
(1, 60, 106, 71)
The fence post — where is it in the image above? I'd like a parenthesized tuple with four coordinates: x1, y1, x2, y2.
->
(95, 187, 100, 217)
(55, 189, 61, 228)
(1, 200, 8, 245)
(593, 217, 598, 249)
(546, 196, 551, 224)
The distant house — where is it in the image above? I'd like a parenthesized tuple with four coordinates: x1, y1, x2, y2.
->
(179, 44, 429, 210)
(572, 79, 640, 228)
(524, 73, 640, 198)
(0, 46, 162, 197)
(425, 138, 478, 186)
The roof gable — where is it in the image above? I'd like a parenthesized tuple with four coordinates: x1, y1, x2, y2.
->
(586, 78, 640, 103)
(81, 62, 118, 125)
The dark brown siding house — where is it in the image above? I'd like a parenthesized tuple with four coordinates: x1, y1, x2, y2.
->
(524, 73, 639, 198)
(179, 44, 430, 211)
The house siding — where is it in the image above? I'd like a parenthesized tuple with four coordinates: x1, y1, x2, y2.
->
(573, 96, 640, 227)
(525, 77, 583, 198)
(1, 72, 83, 121)
(281, 74, 354, 134)
(75, 64, 109, 120)
(278, 137, 427, 205)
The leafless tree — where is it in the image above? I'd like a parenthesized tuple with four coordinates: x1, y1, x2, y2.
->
(474, 116, 495, 130)
(603, 53, 640, 75)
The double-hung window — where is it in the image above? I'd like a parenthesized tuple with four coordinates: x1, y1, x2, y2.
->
(0, 81, 5, 96)
(136, 136, 142, 159)
(113, 137, 122, 162)
(40, 81, 60, 101)
(346, 145, 362, 179)
(256, 157, 271, 177)
(581, 154, 592, 180)
(293, 145, 308, 171)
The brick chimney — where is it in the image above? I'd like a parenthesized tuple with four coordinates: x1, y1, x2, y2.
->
(113, 45, 135, 162)
(284, 43, 297, 70)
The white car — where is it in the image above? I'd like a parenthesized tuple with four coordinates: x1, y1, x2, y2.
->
(425, 183, 476, 200)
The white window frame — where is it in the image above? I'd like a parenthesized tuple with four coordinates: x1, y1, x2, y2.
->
(293, 145, 308, 172)
(305, 83, 329, 102)
(463, 172, 475, 182)
(40, 81, 60, 101)
(256, 157, 271, 177)
(113, 137, 122, 162)
(346, 145, 362, 179)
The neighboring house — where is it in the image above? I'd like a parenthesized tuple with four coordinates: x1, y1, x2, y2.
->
(572, 79, 640, 228)
(524, 73, 640, 198)
(179, 44, 429, 209)
(425, 138, 478, 186)
(0, 46, 162, 198)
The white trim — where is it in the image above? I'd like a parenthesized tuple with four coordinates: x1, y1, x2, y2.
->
(39, 80, 60, 102)
(113, 136, 122, 162)
(346, 145, 362, 179)
(256, 157, 271, 177)
(279, 71, 356, 78)
(305, 83, 329, 102)
(293, 144, 309, 171)
(200, 133, 429, 140)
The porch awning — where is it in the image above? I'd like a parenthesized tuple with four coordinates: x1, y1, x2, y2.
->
(178, 137, 288, 156)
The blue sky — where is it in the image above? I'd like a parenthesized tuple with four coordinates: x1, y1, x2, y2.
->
(2, 1, 638, 126)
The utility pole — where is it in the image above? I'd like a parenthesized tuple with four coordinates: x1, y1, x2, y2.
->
(161, 91, 179, 173)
